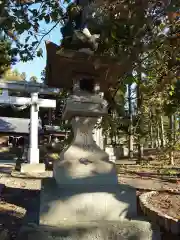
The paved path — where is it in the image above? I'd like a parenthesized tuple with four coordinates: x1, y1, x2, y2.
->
(119, 174, 180, 192)
(116, 160, 137, 165)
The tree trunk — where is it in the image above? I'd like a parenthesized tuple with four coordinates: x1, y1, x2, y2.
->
(149, 111, 154, 148)
(136, 72, 144, 162)
(169, 115, 175, 165)
(128, 84, 134, 159)
(157, 122, 161, 148)
(160, 115, 165, 147)
(173, 114, 177, 142)
(167, 16, 176, 165)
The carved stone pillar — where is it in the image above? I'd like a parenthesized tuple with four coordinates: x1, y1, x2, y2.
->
(54, 116, 117, 185)
(53, 80, 117, 185)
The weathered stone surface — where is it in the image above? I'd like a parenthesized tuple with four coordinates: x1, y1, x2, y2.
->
(40, 178, 137, 226)
(17, 220, 160, 240)
(45, 42, 122, 90)
(21, 163, 45, 173)
(62, 92, 108, 120)
(54, 97, 116, 185)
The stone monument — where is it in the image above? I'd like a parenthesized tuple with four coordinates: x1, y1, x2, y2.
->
(40, 78, 138, 224)
(18, 71, 160, 240)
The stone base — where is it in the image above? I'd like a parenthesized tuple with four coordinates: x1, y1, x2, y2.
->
(21, 163, 45, 174)
(39, 178, 137, 227)
(17, 219, 160, 240)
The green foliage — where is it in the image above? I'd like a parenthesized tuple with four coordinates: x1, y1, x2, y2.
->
(160, 168, 179, 176)
(29, 76, 38, 82)
(3, 68, 24, 81)
(0, 36, 17, 76)
(1, 0, 64, 61)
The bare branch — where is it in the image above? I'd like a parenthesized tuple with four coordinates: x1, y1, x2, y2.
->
(33, 19, 61, 55)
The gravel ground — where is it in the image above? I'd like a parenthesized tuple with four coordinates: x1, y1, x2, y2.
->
(0, 188, 40, 240)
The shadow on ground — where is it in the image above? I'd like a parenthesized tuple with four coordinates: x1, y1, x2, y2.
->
(117, 170, 180, 181)
(1, 187, 40, 224)
(0, 186, 40, 239)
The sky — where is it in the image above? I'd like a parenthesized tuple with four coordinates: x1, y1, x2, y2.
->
(12, 24, 61, 82)
(12, 3, 65, 82)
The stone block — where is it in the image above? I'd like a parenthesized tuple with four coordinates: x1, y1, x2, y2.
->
(39, 178, 137, 227)
(62, 91, 108, 120)
(21, 163, 45, 174)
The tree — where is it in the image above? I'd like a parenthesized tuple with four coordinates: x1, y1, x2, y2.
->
(21, 72, 27, 81)
(30, 76, 38, 82)
(128, 83, 134, 158)
(0, 36, 17, 77)
(0, 0, 65, 61)
(3, 68, 24, 81)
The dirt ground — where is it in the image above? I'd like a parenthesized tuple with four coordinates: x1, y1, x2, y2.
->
(0, 161, 40, 240)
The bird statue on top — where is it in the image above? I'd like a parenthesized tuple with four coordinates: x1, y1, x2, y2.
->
(60, 0, 105, 53)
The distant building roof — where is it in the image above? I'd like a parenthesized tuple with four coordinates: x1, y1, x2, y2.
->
(0, 117, 68, 136)
(0, 117, 42, 134)
(44, 125, 70, 133)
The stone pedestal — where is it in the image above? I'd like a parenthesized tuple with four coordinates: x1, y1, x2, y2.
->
(20, 146, 45, 174)
(21, 163, 45, 174)
(40, 178, 137, 226)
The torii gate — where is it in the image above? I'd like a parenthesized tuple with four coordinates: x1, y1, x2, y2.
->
(0, 80, 58, 172)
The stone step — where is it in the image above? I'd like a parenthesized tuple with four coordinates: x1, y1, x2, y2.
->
(17, 219, 160, 240)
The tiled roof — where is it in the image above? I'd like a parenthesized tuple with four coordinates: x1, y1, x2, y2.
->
(0, 117, 42, 134)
